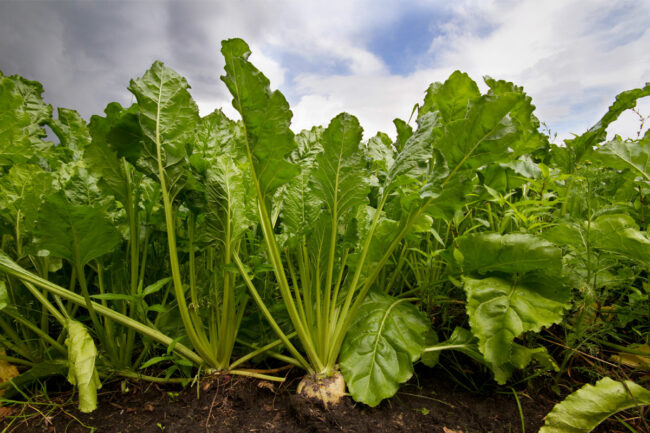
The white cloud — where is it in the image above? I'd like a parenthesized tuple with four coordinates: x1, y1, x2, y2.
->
(281, 0, 650, 140)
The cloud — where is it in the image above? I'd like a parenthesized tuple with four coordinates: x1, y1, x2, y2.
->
(0, 0, 648, 142)
(286, 0, 650, 139)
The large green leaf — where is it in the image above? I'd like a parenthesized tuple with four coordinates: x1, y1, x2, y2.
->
(384, 111, 438, 196)
(420, 71, 481, 123)
(191, 109, 243, 170)
(463, 276, 569, 383)
(128, 61, 199, 168)
(282, 168, 322, 245)
(88, 102, 144, 164)
(593, 137, 650, 183)
(590, 214, 650, 266)
(220, 38, 298, 199)
(312, 113, 368, 220)
(340, 291, 429, 407)
(485, 77, 548, 157)
(65, 320, 101, 413)
(435, 91, 522, 173)
(539, 377, 650, 433)
(205, 154, 254, 244)
(457, 233, 562, 276)
(48, 108, 91, 160)
(0, 72, 52, 166)
(33, 191, 121, 265)
(83, 140, 129, 205)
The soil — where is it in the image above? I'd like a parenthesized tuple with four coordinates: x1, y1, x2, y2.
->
(0, 366, 644, 433)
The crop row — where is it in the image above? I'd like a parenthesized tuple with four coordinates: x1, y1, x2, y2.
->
(1, 38, 649, 432)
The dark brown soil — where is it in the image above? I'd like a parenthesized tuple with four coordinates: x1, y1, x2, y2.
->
(1, 367, 644, 433)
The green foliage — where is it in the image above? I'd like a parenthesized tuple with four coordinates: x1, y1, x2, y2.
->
(340, 291, 429, 406)
(0, 38, 648, 416)
(540, 377, 650, 433)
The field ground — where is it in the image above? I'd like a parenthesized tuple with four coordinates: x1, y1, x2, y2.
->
(2, 365, 634, 433)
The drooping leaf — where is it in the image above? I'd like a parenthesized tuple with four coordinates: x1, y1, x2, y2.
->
(65, 320, 101, 413)
(340, 291, 429, 407)
(33, 191, 121, 265)
(463, 276, 570, 383)
(220, 38, 298, 199)
(539, 377, 650, 433)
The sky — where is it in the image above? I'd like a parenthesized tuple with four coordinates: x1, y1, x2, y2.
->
(1, 0, 649, 143)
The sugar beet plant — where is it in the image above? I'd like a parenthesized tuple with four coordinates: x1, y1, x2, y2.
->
(1, 37, 649, 419)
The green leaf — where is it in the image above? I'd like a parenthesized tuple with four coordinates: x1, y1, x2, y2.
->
(282, 166, 322, 245)
(83, 140, 129, 205)
(420, 71, 481, 123)
(384, 112, 439, 195)
(205, 154, 255, 244)
(365, 131, 394, 172)
(593, 137, 650, 183)
(33, 191, 121, 265)
(0, 72, 52, 166)
(191, 109, 243, 170)
(340, 291, 429, 407)
(484, 77, 549, 157)
(48, 108, 91, 160)
(435, 91, 522, 173)
(65, 320, 101, 413)
(0, 281, 7, 310)
(312, 113, 368, 220)
(128, 61, 199, 167)
(392, 118, 413, 151)
(220, 38, 298, 198)
(422, 327, 484, 367)
(88, 102, 144, 164)
(539, 377, 650, 433)
(457, 233, 562, 276)
(559, 82, 650, 171)
(463, 276, 569, 383)
(142, 277, 172, 297)
(590, 214, 650, 266)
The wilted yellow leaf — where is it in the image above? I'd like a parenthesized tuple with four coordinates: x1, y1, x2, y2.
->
(610, 344, 650, 370)
(0, 349, 19, 398)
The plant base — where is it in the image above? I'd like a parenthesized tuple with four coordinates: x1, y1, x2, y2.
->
(296, 370, 346, 408)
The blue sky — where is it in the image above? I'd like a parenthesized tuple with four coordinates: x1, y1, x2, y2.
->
(0, 0, 649, 142)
